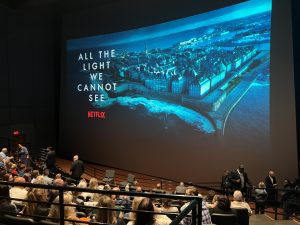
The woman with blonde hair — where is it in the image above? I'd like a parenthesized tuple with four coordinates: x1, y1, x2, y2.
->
(48, 192, 78, 223)
(23, 187, 49, 221)
(254, 181, 268, 214)
(94, 195, 125, 225)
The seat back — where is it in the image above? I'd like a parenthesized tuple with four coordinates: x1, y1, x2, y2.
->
(2, 214, 34, 225)
(211, 213, 238, 225)
(127, 174, 135, 184)
(235, 208, 249, 225)
(105, 170, 115, 178)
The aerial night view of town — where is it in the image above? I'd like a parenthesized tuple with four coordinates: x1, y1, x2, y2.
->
(68, 0, 271, 137)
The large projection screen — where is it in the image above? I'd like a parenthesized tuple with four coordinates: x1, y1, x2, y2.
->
(60, 0, 298, 185)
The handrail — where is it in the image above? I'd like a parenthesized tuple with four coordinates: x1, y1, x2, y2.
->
(0, 180, 203, 225)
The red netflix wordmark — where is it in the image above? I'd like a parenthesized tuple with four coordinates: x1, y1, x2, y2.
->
(87, 111, 106, 119)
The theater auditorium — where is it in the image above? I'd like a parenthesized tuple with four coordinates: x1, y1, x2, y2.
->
(0, 0, 299, 224)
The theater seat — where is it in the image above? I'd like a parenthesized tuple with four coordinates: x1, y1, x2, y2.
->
(102, 170, 115, 184)
(120, 174, 136, 187)
(211, 213, 238, 225)
(1, 214, 34, 225)
(235, 208, 249, 225)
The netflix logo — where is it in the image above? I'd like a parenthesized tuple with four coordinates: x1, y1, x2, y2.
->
(88, 111, 106, 119)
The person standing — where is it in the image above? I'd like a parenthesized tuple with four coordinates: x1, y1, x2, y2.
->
(18, 143, 29, 166)
(265, 170, 278, 203)
(45, 146, 56, 173)
(70, 155, 84, 181)
(229, 164, 252, 196)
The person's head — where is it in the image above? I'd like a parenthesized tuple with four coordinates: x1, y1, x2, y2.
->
(156, 183, 161, 189)
(96, 195, 117, 224)
(216, 196, 231, 211)
(43, 169, 50, 176)
(55, 173, 62, 179)
(34, 175, 45, 184)
(185, 186, 198, 196)
(233, 190, 244, 202)
(53, 178, 64, 186)
(1, 148, 8, 154)
(77, 179, 87, 188)
(206, 190, 216, 203)
(3, 173, 13, 182)
(135, 198, 155, 225)
(111, 186, 120, 200)
(31, 170, 40, 179)
(179, 182, 185, 186)
(47, 146, 53, 152)
(238, 164, 245, 173)
(136, 186, 142, 192)
(269, 170, 275, 177)
(89, 178, 99, 189)
(258, 181, 266, 188)
(73, 155, 79, 161)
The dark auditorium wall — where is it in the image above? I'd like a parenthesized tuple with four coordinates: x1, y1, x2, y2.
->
(292, 0, 300, 176)
(0, 3, 60, 150)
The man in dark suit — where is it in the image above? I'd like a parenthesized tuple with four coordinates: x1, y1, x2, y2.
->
(265, 170, 278, 202)
(45, 147, 56, 173)
(229, 164, 252, 195)
(70, 155, 84, 181)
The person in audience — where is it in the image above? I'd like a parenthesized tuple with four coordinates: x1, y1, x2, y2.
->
(3, 173, 14, 182)
(206, 194, 220, 209)
(23, 187, 49, 221)
(135, 186, 142, 192)
(93, 195, 125, 225)
(48, 178, 64, 203)
(230, 190, 252, 215)
(17, 163, 26, 177)
(254, 181, 268, 214)
(43, 169, 53, 185)
(180, 186, 212, 224)
(0, 184, 17, 215)
(127, 197, 145, 220)
(265, 170, 278, 203)
(205, 190, 216, 205)
(127, 197, 171, 225)
(175, 182, 187, 195)
(209, 196, 237, 215)
(152, 183, 165, 193)
(31, 170, 40, 183)
(9, 163, 18, 176)
(9, 176, 28, 205)
(70, 155, 84, 182)
(23, 173, 32, 183)
(0, 148, 14, 163)
(112, 186, 131, 209)
(160, 198, 179, 213)
(48, 192, 77, 223)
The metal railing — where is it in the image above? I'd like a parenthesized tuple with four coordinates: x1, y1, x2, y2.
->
(0, 180, 203, 225)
